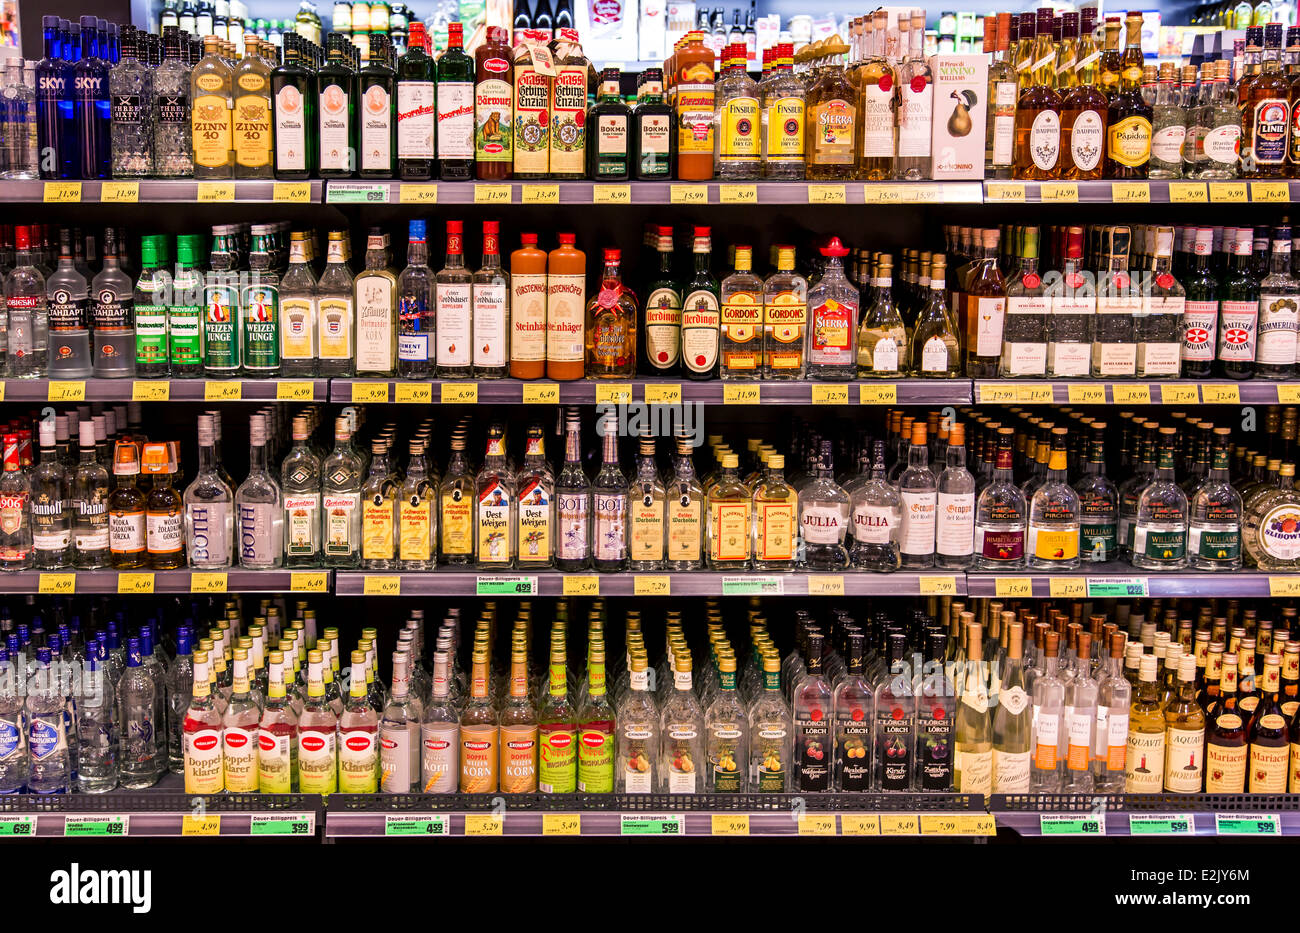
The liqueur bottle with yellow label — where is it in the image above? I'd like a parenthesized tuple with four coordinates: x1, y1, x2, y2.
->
(359, 438, 397, 570)
(714, 43, 760, 179)
(1104, 12, 1152, 179)
(1163, 654, 1206, 793)
(1124, 654, 1165, 792)
(511, 33, 551, 179)
(706, 452, 750, 570)
(190, 36, 234, 179)
(232, 35, 273, 178)
(398, 438, 436, 570)
(1026, 429, 1080, 570)
(719, 245, 763, 380)
(752, 453, 796, 571)
(439, 427, 475, 566)
(804, 35, 856, 180)
(760, 42, 805, 180)
(628, 435, 665, 571)
(474, 424, 515, 569)
(548, 28, 588, 180)
(674, 29, 716, 181)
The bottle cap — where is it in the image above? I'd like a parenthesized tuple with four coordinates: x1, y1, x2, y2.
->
(408, 219, 426, 240)
(140, 443, 171, 474)
(819, 236, 849, 258)
(113, 440, 140, 475)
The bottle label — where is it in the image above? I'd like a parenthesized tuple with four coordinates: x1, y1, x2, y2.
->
(920, 335, 951, 373)
(1249, 741, 1288, 792)
(991, 81, 1017, 165)
(1252, 98, 1289, 164)
(285, 495, 319, 557)
(709, 501, 750, 562)
(274, 85, 307, 170)
(459, 724, 498, 793)
(799, 504, 845, 546)
(935, 492, 974, 557)
(955, 748, 993, 794)
(396, 79, 436, 159)
(645, 286, 682, 370)
(1028, 526, 1079, 563)
(238, 502, 279, 564)
(1259, 504, 1300, 560)
(1106, 114, 1152, 168)
(437, 80, 474, 159)
(1180, 299, 1217, 361)
(676, 67, 715, 155)
(1029, 109, 1061, 171)
(765, 95, 804, 161)
(966, 296, 1006, 358)
(899, 490, 937, 556)
(221, 726, 258, 792)
(721, 293, 761, 372)
(477, 482, 511, 563)
(1188, 525, 1239, 562)
(852, 503, 896, 545)
(109, 509, 145, 555)
(992, 749, 1030, 792)
(316, 296, 353, 360)
(473, 282, 508, 368)
(668, 495, 701, 562)
(538, 725, 577, 793)
(809, 297, 855, 365)
(112, 93, 144, 126)
(510, 272, 547, 363)
(917, 704, 953, 789)
(720, 96, 759, 161)
(577, 726, 614, 792)
(281, 296, 314, 361)
(241, 281, 280, 371)
(47, 288, 88, 333)
(356, 276, 394, 372)
(1149, 123, 1185, 167)
(360, 84, 392, 170)
(1133, 525, 1186, 562)
(498, 725, 538, 793)
(360, 495, 395, 560)
(298, 729, 338, 794)
(859, 79, 894, 158)
(795, 716, 831, 791)
(897, 79, 932, 157)
(974, 526, 1024, 562)
(513, 481, 550, 563)
(186, 502, 230, 564)
(593, 492, 628, 561)
(135, 302, 168, 367)
(1067, 109, 1104, 171)
(596, 113, 628, 161)
(513, 65, 550, 173)
(323, 493, 358, 557)
(1079, 517, 1117, 562)
(233, 88, 272, 169)
(809, 97, 855, 164)
(764, 292, 805, 370)
(420, 724, 458, 792)
(92, 288, 133, 333)
(435, 282, 472, 367)
(439, 488, 473, 557)
(546, 273, 586, 363)
(1033, 710, 1060, 769)
(399, 497, 432, 561)
(869, 337, 899, 373)
(192, 89, 232, 169)
(256, 730, 292, 792)
(146, 509, 183, 554)
(183, 728, 223, 793)
(1204, 123, 1240, 166)
(199, 278, 238, 371)
(168, 298, 203, 369)
(1205, 740, 1247, 793)
(756, 501, 795, 561)
(629, 489, 664, 563)
(1162, 727, 1204, 792)
(475, 75, 513, 163)
(1258, 292, 1299, 365)
(638, 113, 672, 171)
(1065, 708, 1093, 771)
(338, 729, 378, 793)
(380, 727, 415, 792)
(878, 711, 913, 790)
(682, 289, 721, 373)
(557, 493, 589, 560)
(549, 66, 587, 173)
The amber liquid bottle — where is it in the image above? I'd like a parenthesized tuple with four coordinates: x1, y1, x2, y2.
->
(546, 233, 587, 381)
(509, 232, 549, 379)
(1104, 13, 1152, 179)
(1242, 22, 1290, 179)
(1098, 17, 1123, 96)
(963, 227, 1007, 377)
(805, 37, 857, 181)
(1059, 11, 1108, 180)
(1012, 8, 1061, 180)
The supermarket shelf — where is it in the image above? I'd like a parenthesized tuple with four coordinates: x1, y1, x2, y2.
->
(333, 570, 965, 598)
(965, 565, 1288, 599)
(989, 793, 1300, 837)
(0, 377, 327, 404)
(0, 179, 323, 204)
(324, 179, 985, 206)
(328, 377, 971, 406)
(983, 179, 1293, 205)
(0, 569, 330, 595)
(973, 379, 1287, 406)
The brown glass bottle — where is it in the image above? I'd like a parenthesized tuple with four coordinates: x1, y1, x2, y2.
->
(1104, 13, 1151, 179)
(1059, 11, 1108, 179)
(1242, 22, 1290, 178)
(474, 26, 514, 180)
(1012, 8, 1061, 180)
(963, 228, 1007, 377)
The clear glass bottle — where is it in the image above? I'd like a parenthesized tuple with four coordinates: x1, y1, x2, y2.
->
(591, 413, 628, 572)
(515, 427, 554, 571)
(659, 650, 705, 793)
(1137, 226, 1185, 378)
(354, 228, 398, 377)
(954, 621, 992, 795)
(706, 452, 750, 570)
(297, 649, 337, 795)
(807, 237, 858, 380)
(1092, 225, 1140, 378)
(1149, 62, 1186, 178)
(719, 245, 764, 380)
(435, 220, 473, 379)
(1255, 222, 1299, 379)
(911, 254, 961, 377)
(704, 653, 748, 792)
(1062, 631, 1099, 792)
(991, 619, 1032, 793)
(873, 632, 915, 790)
(142, 442, 184, 570)
(751, 454, 797, 571)
(321, 416, 362, 568)
(420, 648, 459, 792)
(473, 220, 510, 379)
(359, 438, 397, 569)
(714, 43, 761, 179)
(395, 218, 433, 379)
(398, 439, 437, 570)
(71, 420, 110, 568)
(337, 649, 379, 793)
(280, 415, 321, 568)
(117, 636, 163, 789)
(1074, 420, 1119, 562)
(279, 231, 318, 377)
(849, 439, 901, 571)
(897, 421, 937, 569)
(761, 42, 805, 180)
(46, 227, 92, 379)
(627, 435, 663, 572)
(1132, 426, 1188, 570)
(1027, 428, 1081, 570)
(935, 423, 975, 569)
(790, 632, 832, 792)
(799, 440, 850, 570)
(474, 425, 515, 569)
(761, 245, 808, 379)
(153, 26, 194, 177)
(1189, 426, 1243, 570)
(1029, 629, 1064, 792)
(234, 413, 284, 569)
(615, 651, 658, 793)
(29, 422, 70, 569)
(1001, 226, 1049, 377)
(857, 253, 908, 378)
(665, 434, 704, 571)
(317, 230, 355, 377)
(1244, 460, 1300, 570)
(894, 9, 933, 180)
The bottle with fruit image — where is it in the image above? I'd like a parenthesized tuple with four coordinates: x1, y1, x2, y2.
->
(659, 650, 705, 793)
(792, 632, 833, 791)
(616, 650, 658, 793)
(833, 632, 873, 790)
(705, 654, 748, 792)
(749, 651, 793, 791)
(916, 630, 956, 790)
(873, 632, 916, 791)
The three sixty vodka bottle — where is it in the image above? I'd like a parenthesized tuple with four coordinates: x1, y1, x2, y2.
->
(235, 414, 284, 569)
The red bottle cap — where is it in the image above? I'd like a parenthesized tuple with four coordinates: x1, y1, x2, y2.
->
(446, 220, 463, 234)
(448, 21, 463, 45)
(604, 248, 621, 263)
(520, 232, 538, 245)
(820, 237, 849, 258)
(13, 226, 29, 251)
(694, 226, 711, 237)
(558, 232, 576, 245)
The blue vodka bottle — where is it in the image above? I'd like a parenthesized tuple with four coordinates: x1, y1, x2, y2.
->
(35, 16, 75, 179)
(74, 16, 111, 180)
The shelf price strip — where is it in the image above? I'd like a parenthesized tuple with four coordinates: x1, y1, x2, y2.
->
(1039, 814, 1105, 836)
(1127, 813, 1195, 835)
(620, 814, 684, 835)
(63, 815, 129, 837)
(543, 814, 582, 836)
(249, 813, 314, 836)
(475, 575, 538, 596)
(721, 575, 784, 596)
(0, 816, 36, 837)
(384, 814, 450, 836)
(1084, 576, 1148, 598)
(1214, 814, 1280, 836)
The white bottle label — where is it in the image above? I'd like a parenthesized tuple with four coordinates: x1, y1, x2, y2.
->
(1204, 123, 1240, 165)
(146, 511, 183, 554)
(319, 83, 351, 170)
(435, 283, 472, 367)
(898, 79, 932, 156)
(1150, 124, 1186, 164)
(1029, 110, 1061, 170)
(1182, 299, 1217, 361)
(593, 492, 627, 560)
(421, 723, 458, 792)
(992, 81, 1016, 164)
(547, 273, 588, 363)
(396, 80, 436, 159)
(274, 85, 307, 170)
(852, 503, 896, 545)
(799, 504, 845, 545)
(472, 282, 508, 368)
(355, 276, 394, 372)
(921, 335, 949, 373)
(992, 749, 1030, 792)
(935, 491, 974, 557)
(510, 272, 548, 363)
(360, 85, 392, 170)
(1069, 110, 1104, 171)
(972, 297, 1006, 357)
(870, 337, 898, 372)
(398, 333, 429, 361)
(436, 81, 474, 159)
(899, 490, 937, 556)
(1258, 291, 1299, 365)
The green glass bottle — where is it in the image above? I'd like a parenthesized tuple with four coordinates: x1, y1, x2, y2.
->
(587, 67, 631, 180)
(241, 227, 282, 376)
(1216, 227, 1258, 380)
(270, 33, 318, 180)
(202, 228, 240, 375)
(168, 235, 205, 378)
(1180, 227, 1217, 379)
(316, 34, 357, 178)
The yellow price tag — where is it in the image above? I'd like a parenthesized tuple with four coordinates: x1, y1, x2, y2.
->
(181, 815, 221, 836)
(1017, 384, 1054, 403)
(562, 575, 599, 596)
(719, 184, 757, 204)
(0, 382, 6, 402)
(1201, 384, 1241, 404)
(542, 814, 581, 836)
(363, 575, 401, 596)
(196, 182, 235, 202)
(100, 181, 139, 203)
(995, 577, 1034, 598)
(807, 575, 845, 595)
(396, 382, 433, 404)
(398, 184, 438, 203)
(132, 381, 170, 401)
(863, 185, 904, 204)
(594, 383, 633, 404)
(117, 573, 155, 594)
(797, 814, 837, 836)
(840, 814, 880, 835)
(273, 182, 311, 202)
(440, 383, 478, 404)
(723, 384, 760, 404)
(474, 184, 512, 203)
(38, 573, 76, 595)
(807, 184, 846, 204)
(463, 814, 503, 836)
(859, 383, 897, 405)
(350, 382, 390, 403)
(880, 814, 920, 835)
(644, 383, 682, 404)
(898, 184, 942, 203)
(918, 575, 957, 596)
(1039, 182, 1078, 202)
(959, 813, 998, 836)
(276, 381, 314, 401)
(1067, 384, 1106, 404)
(811, 384, 849, 405)
(1111, 182, 1150, 203)
(522, 382, 560, 404)
(633, 575, 670, 596)
(190, 572, 228, 594)
(711, 814, 750, 836)
(204, 381, 243, 401)
(985, 182, 1026, 202)
(670, 184, 709, 203)
(521, 184, 559, 203)
(977, 383, 1020, 403)
(1278, 385, 1300, 404)
(592, 184, 631, 204)
(1111, 384, 1151, 405)
(1168, 182, 1207, 203)
(47, 381, 85, 402)
(290, 572, 328, 592)
(1209, 182, 1247, 202)
(1048, 576, 1086, 598)
(921, 814, 988, 835)
(43, 181, 82, 202)
(1159, 384, 1200, 405)
(1252, 181, 1290, 203)
(1269, 577, 1300, 597)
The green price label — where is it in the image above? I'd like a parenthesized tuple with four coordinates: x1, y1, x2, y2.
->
(1215, 814, 1280, 836)
(1039, 815, 1105, 836)
(63, 815, 128, 838)
(0, 816, 36, 837)
(1085, 577, 1149, 598)
(1128, 814, 1194, 835)
(249, 814, 314, 836)
(475, 575, 538, 596)
(620, 815, 685, 836)
(385, 815, 450, 836)
(326, 183, 390, 204)
(721, 576, 785, 596)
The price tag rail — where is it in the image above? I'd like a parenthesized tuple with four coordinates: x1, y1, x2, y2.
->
(965, 566, 1285, 599)
(0, 569, 331, 595)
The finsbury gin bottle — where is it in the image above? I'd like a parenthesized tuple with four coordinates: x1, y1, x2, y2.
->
(234, 414, 284, 569)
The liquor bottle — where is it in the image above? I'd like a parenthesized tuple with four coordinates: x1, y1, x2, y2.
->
(749, 453, 794, 571)
(182, 414, 233, 568)
(591, 413, 628, 572)
(1105, 13, 1152, 178)
(90, 228, 134, 378)
(200, 229, 237, 376)
(857, 254, 907, 378)
(754, 244, 807, 378)
(1187, 426, 1242, 570)
(665, 435, 704, 571)
(357, 438, 395, 569)
(805, 237, 856, 379)
(141, 443, 183, 570)
(396, 22, 436, 180)
(118, 636, 162, 788)
(469, 224, 511, 378)
(503, 232, 546, 380)
(910, 255, 959, 377)
(631, 67, 674, 180)
(1180, 227, 1218, 376)
(432, 21, 474, 180)
(396, 439, 436, 569)
(788, 632, 830, 792)
(357, 35, 396, 178)
(514, 427, 553, 569)
(316, 35, 355, 178)
(848, 439, 900, 570)
(474, 426, 514, 568)
(982, 13, 1015, 179)
(614, 649, 657, 793)
(1028, 627, 1064, 791)
(546, 233, 587, 381)
(586, 67, 631, 180)
(46, 228, 92, 379)
(1055, 13, 1103, 180)
(871, 632, 913, 790)
(575, 645, 615, 792)
(974, 427, 1026, 569)
(713, 44, 759, 180)
(335, 650, 378, 793)
(73, 17, 111, 180)
(854, 13, 895, 181)
(29, 422, 69, 569)
(622, 434, 664, 571)
(1148, 63, 1186, 179)
(4, 225, 48, 378)
(181, 649, 222, 794)
(420, 647, 458, 792)
(1092, 225, 1139, 377)
(231, 34, 273, 177)
(679, 226, 721, 380)
(700, 651, 746, 792)
(1133, 427, 1188, 570)
(1248, 653, 1289, 792)
(1028, 429, 1080, 570)
(106, 440, 145, 570)
(1124, 654, 1165, 792)
(433, 220, 473, 378)
(827, 631, 871, 791)
(538, 630, 577, 793)
(511, 32, 550, 178)
(586, 249, 638, 379)
(396, 219, 432, 378)
(1157, 654, 1204, 793)
(895, 422, 936, 569)
(109, 26, 153, 177)
(1256, 224, 1299, 379)
(1196, 59, 1240, 179)
(321, 417, 361, 568)
(297, 650, 337, 794)
(674, 30, 715, 181)
(641, 227, 681, 374)
(280, 231, 317, 376)
(280, 416, 320, 568)
(458, 641, 497, 794)
(705, 453, 749, 570)
(167, 234, 204, 378)
(191, 36, 233, 178)
(756, 44, 802, 180)
(548, 28, 588, 179)
(799, 440, 849, 569)
(1059, 630, 1098, 792)
(1202, 652, 1246, 792)
(963, 228, 1006, 377)
(1001, 227, 1048, 377)
(803, 36, 855, 180)
(71, 421, 110, 569)
(76, 638, 116, 793)
(990, 619, 1031, 792)
(934, 423, 975, 569)
(271, 34, 316, 178)
(35, 17, 76, 181)
(242, 228, 281, 376)
(132, 236, 170, 377)
(235, 414, 283, 569)
(1090, 631, 1131, 792)
(1136, 226, 1184, 378)
(355, 228, 398, 377)
(894, 10, 932, 181)
(1242, 23, 1290, 177)
(470, 26, 512, 179)
(951, 620, 991, 794)
(718, 245, 762, 380)
(1045, 226, 1093, 377)
(1012, 9, 1061, 180)
(215, 647, 256, 793)
(1070, 421, 1117, 562)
